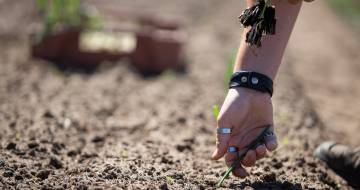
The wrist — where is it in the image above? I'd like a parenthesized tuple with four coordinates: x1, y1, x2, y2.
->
(230, 87, 271, 99)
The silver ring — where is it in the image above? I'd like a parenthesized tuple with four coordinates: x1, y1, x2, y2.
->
(217, 128, 231, 134)
(227, 146, 238, 153)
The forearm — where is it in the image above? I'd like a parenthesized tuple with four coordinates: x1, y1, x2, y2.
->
(234, 0, 302, 80)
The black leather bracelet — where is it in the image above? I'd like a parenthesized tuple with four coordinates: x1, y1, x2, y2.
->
(229, 71, 273, 97)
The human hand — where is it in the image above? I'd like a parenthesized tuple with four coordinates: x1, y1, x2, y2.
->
(212, 88, 277, 177)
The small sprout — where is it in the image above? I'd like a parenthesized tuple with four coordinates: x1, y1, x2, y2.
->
(217, 160, 239, 187)
(120, 150, 128, 158)
(166, 176, 174, 184)
(217, 127, 271, 187)
(15, 133, 21, 141)
(212, 105, 220, 121)
(282, 136, 289, 145)
(224, 52, 236, 88)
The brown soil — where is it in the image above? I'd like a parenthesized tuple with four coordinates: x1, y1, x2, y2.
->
(0, 1, 357, 189)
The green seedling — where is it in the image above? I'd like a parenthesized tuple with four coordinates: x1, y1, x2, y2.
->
(216, 126, 271, 187)
(282, 136, 289, 146)
(166, 176, 174, 184)
(120, 150, 128, 158)
(224, 52, 236, 90)
(212, 105, 220, 121)
(15, 132, 21, 141)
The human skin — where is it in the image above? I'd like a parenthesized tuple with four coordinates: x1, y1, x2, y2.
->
(211, 0, 302, 177)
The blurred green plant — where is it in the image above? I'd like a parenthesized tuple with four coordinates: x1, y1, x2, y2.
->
(224, 51, 236, 89)
(328, 0, 360, 30)
(212, 105, 220, 120)
(165, 176, 174, 184)
(282, 136, 289, 146)
(36, 0, 102, 39)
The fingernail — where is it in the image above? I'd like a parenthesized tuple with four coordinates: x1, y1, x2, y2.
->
(268, 141, 278, 150)
(234, 169, 249, 178)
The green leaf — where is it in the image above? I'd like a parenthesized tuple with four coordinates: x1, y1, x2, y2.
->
(216, 165, 234, 187)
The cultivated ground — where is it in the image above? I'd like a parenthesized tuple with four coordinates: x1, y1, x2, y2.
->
(0, 1, 358, 189)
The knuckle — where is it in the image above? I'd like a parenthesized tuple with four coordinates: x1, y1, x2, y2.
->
(216, 116, 227, 127)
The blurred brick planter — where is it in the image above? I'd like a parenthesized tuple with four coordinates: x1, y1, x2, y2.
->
(31, 20, 186, 75)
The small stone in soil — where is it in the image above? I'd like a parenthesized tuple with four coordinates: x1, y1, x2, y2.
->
(6, 142, 16, 150)
(91, 136, 105, 143)
(13, 150, 26, 156)
(177, 117, 187, 124)
(28, 149, 36, 157)
(67, 150, 79, 157)
(43, 110, 54, 118)
(36, 170, 51, 180)
(28, 141, 39, 149)
(176, 144, 192, 152)
(49, 157, 63, 169)
(3, 170, 14, 177)
(262, 172, 276, 181)
(9, 122, 16, 128)
(77, 184, 88, 190)
(160, 183, 169, 190)
(273, 161, 283, 169)
(15, 174, 24, 180)
(0, 159, 5, 167)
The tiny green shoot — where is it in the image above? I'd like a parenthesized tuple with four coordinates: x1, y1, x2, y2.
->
(120, 150, 128, 158)
(216, 158, 240, 187)
(224, 51, 236, 89)
(166, 176, 174, 184)
(282, 136, 289, 146)
(216, 127, 271, 187)
(15, 132, 21, 141)
(212, 105, 220, 120)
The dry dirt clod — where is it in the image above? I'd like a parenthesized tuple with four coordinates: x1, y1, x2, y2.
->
(6, 142, 16, 150)
(49, 157, 63, 169)
(28, 141, 39, 149)
(15, 174, 24, 180)
(3, 170, 14, 177)
(43, 110, 55, 118)
(159, 183, 169, 190)
(91, 136, 105, 143)
(36, 170, 51, 180)
(0, 159, 5, 167)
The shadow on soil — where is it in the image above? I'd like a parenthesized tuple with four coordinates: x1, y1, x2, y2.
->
(232, 180, 302, 190)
